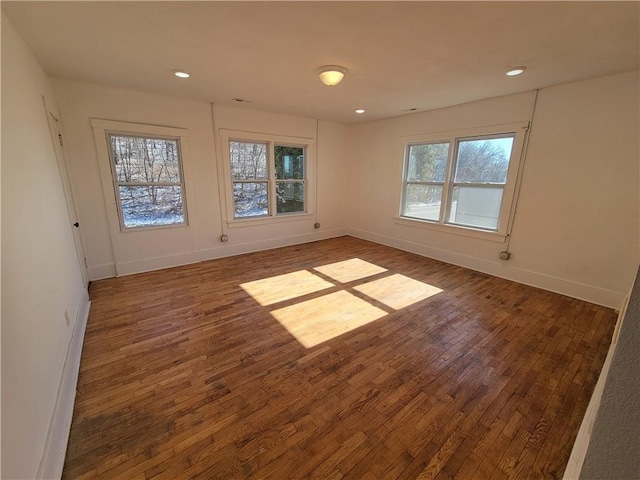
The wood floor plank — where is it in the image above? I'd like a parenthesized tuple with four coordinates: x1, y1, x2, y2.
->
(62, 236, 616, 479)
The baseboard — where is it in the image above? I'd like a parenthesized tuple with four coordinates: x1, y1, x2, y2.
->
(36, 287, 91, 480)
(115, 251, 201, 277)
(199, 228, 348, 261)
(347, 228, 624, 309)
(562, 291, 631, 479)
(88, 262, 116, 281)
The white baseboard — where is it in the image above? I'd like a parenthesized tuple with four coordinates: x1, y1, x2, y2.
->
(115, 251, 201, 277)
(37, 287, 91, 480)
(199, 228, 348, 261)
(87, 262, 116, 281)
(347, 227, 624, 309)
(87, 229, 348, 280)
(562, 291, 630, 479)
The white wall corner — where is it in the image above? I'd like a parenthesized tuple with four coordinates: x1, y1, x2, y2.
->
(88, 263, 117, 281)
(36, 288, 91, 480)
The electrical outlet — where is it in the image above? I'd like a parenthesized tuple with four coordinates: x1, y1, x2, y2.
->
(314, 222, 321, 229)
(499, 251, 511, 260)
(64, 310, 70, 327)
(220, 234, 229, 242)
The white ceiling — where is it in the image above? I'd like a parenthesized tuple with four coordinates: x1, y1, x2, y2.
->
(3, 1, 639, 124)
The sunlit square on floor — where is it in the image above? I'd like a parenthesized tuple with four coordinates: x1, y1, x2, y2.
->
(313, 258, 388, 283)
(240, 270, 334, 306)
(353, 273, 442, 310)
(270, 290, 388, 348)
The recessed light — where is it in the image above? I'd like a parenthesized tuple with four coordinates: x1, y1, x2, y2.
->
(506, 67, 526, 76)
(173, 70, 190, 78)
(355, 109, 365, 114)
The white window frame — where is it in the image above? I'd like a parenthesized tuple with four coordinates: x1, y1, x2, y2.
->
(220, 129, 315, 228)
(396, 122, 528, 242)
(91, 119, 191, 233)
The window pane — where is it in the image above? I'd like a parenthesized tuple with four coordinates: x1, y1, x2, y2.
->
(230, 141, 267, 180)
(275, 145, 304, 180)
(454, 137, 514, 183)
(276, 182, 305, 214)
(233, 182, 268, 218)
(407, 143, 449, 182)
(119, 186, 184, 228)
(403, 184, 443, 221)
(448, 186, 503, 230)
(110, 135, 181, 183)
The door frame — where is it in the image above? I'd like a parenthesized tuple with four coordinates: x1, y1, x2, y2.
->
(43, 96, 90, 285)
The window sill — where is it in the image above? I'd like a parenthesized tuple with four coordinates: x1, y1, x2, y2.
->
(227, 212, 313, 229)
(393, 216, 507, 243)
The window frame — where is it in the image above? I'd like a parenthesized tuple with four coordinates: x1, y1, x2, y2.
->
(220, 129, 315, 227)
(106, 132, 189, 231)
(397, 122, 528, 242)
(91, 119, 192, 234)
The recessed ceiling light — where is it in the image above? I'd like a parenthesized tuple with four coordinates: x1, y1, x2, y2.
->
(506, 67, 526, 76)
(355, 109, 365, 114)
(173, 70, 190, 78)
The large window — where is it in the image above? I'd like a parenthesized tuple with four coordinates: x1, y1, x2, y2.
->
(222, 131, 313, 223)
(400, 123, 527, 236)
(107, 134, 187, 229)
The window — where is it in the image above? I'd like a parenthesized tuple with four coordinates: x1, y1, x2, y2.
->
(400, 123, 527, 237)
(107, 134, 187, 229)
(222, 130, 314, 224)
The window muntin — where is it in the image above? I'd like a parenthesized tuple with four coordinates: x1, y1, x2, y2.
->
(227, 138, 308, 220)
(107, 134, 187, 229)
(401, 129, 521, 233)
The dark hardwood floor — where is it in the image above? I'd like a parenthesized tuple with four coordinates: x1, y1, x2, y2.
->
(63, 236, 616, 479)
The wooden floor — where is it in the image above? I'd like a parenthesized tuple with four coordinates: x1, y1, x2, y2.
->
(63, 237, 616, 480)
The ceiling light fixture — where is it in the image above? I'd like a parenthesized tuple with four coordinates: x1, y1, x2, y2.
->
(355, 109, 365, 114)
(173, 70, 191, 78)
(506, 67, 526, 76)
(316, 65, 347, 86)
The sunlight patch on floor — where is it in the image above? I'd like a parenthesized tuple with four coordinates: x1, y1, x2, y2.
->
(353, 273, 442, 310)
(240, 270, 334, 306)
(270, 291, 388, 348)
(313, 258, 388, 283)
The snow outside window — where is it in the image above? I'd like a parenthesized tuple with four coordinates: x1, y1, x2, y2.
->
(107, 134, 188, 229)
(223, 131, 312, 223)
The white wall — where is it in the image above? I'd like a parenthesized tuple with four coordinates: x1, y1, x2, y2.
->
(53, 80, 349, 278)
(1, 13, 88, 479)
(347, 72, 639, 308)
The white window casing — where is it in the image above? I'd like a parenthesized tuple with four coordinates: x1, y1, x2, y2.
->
(220, 129, 316, 228)
(396, 122, 529, 242)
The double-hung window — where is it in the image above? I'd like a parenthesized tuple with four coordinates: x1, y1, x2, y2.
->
(222, 130, 314, 224)
(107, 133, 188, 229)
(400, 123, 527, 238)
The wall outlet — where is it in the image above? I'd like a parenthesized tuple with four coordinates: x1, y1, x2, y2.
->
(314, 222, 320, 229)
(499, 251, 511, 260)
(220, 234, 229, 242)
(64, 310, 70, 327)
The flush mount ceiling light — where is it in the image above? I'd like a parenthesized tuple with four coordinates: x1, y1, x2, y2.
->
(506, 67, 526, 76)
(355, 109, 365, 114)
(316, 65, 347, 86)
(173, 69, 191, 78)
